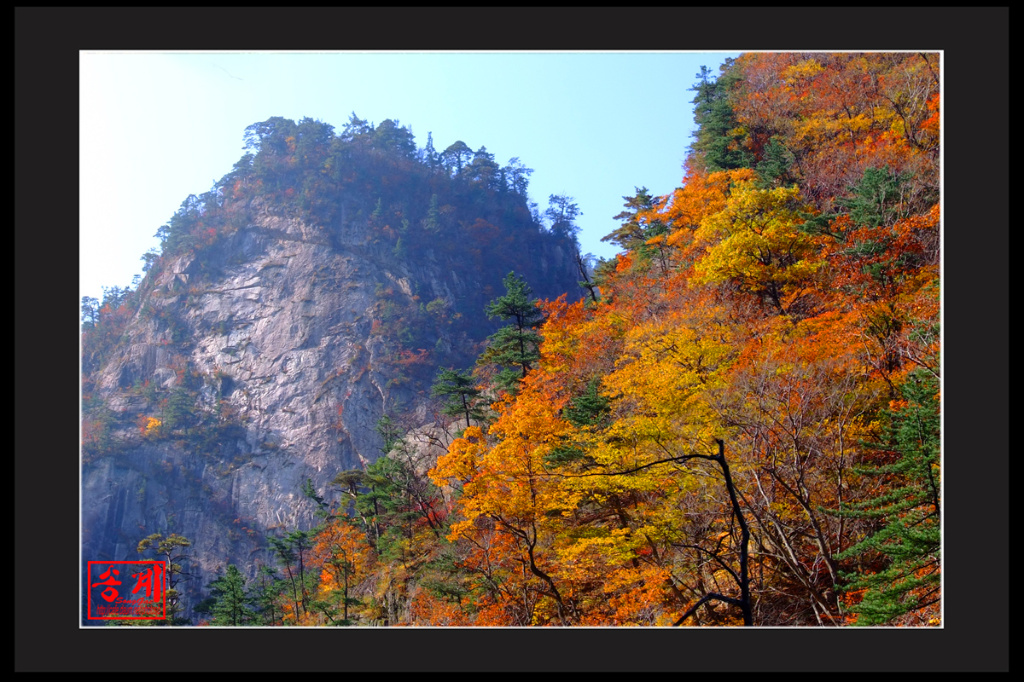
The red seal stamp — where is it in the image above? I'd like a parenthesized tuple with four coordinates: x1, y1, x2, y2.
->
(87, 561, 166, 620)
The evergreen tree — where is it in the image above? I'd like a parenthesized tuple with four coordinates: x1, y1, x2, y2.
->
(81, 296, 100, 329)
(249, 564, 284, 626)
(545, 193, 582, 242)
(356, 456, 414, 561)
(602, 187, 660, 251)
(422, 132, 439, 170)
(841, 166, 915, 229)
(833, 369, 941, 625)
(503, 157, 533, 196)
(543, 197, 597, 303)
(339, 112, 373, 143)
(755, 136, 797, 189)
(162, 386, 195, 434)
(689, 60, 753, 173)
(140, 249, 160, 274)
(544, 378, 609, 467)
(302, 477, 330, 518)
(441, 140, 474, 177)
(268, 535, 300, 622)
(269, 530, 315, 623)
(562, 377, 611, 428)
(477, 272, 545, 395)
(466, 146, 500, 187)
(373, 119, 417, 159)
(431, 367, 486, 429)
(376, 413, 404, 455)
(137, 532, 192, 625)
(206, 564, 252, 626)
(423, 193, 441, 233)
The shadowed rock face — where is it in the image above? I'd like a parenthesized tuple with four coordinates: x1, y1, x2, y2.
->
(81, 196, 578, 620)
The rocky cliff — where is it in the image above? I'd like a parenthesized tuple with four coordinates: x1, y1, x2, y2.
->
(81, 150, 581, 621)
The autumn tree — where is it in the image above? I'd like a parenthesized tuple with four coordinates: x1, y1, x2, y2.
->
(693, 179, 820, 315)
(431, 395, 576, 625)
(729, 53, 939, 213)
(419, 52, 943, 628)
(308, 518, 374, 625)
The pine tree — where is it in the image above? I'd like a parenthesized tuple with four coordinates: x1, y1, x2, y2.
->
(423, 132, 439, 170)
(431, 367, 486, 429)
(562, 378, 611, 428)
(249, 564, 284, 625)
(477, 272, 544, 395)
(755, 137, 797, 189)
(206, 564, 252, 626)
(689, 60, 753, 173)
(545, 193, 582, 242)
(834, 369, 941, 625)
(162, 386, 195, 434)
(544, 378, 609, 467)
(269, 530, 315, 623)
(136, 532, 192, 625)
(81, 296, 100, 329)
(602, 186, 661, 251)
(376, 413, 404, 455)
(842, 166, 915, 229)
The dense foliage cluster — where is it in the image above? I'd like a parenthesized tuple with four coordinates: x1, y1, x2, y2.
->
(417, 53, 939, 626)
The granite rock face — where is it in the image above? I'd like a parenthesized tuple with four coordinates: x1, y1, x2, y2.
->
(81, 197, 577, 618)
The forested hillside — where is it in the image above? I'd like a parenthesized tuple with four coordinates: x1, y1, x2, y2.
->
(82, 52, 940, 627)
(417, 52, 940, 627)
(79, 112, 584, 625)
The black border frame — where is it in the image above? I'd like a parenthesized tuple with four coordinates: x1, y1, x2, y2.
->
(16, 6, 1008, 672)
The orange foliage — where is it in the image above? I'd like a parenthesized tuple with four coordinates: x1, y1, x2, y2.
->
(379, 52, 942, 627)
(731, 53, 939, 213)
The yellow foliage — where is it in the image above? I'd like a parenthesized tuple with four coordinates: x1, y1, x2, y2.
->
(143, 417, 162, 436)
(781, 57, 825, 84)
(693, 181, 821, 310)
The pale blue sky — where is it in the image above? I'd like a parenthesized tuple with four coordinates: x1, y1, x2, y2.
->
(80, 51, 739, 303)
